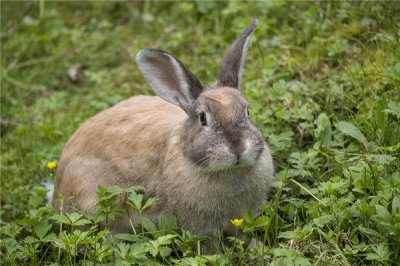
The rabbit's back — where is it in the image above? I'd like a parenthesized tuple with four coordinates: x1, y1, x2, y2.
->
(55, 96, 184, 211)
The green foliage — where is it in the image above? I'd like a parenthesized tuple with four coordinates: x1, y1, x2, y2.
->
(1, 1, 399, 265)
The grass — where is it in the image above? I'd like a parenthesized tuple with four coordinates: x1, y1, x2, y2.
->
(1, 1, 400, 265)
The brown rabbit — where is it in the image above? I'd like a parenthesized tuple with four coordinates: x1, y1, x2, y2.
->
(52, 19, 274, 237)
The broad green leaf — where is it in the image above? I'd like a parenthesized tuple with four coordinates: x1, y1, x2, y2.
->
(115, 243, 130, 259)
(158, 214, 179, 232)
(358, 226, 384, 239)
(383, 64, 400, 80)
(278, 226, 313, 240)
(254, 215, 269, 228)
(315, 113, 330, 133)
(275, 108, 291, 120)
(373, 205, 392, 226)
(337, 121, 368, 148)
(142, 197, 157, 211)
(159, 246, 172, 258)
(315, 112, 332, 146)
(366, 154, 397, 165)
(141, 216, 158, 233)
(243, 209, 255, 224)
(384, 101, 400, 119)
(129, 243, 152, 259)
(155, 234, 177, 246)
(278, 230, 297, 240)
(375, 205, 392, 222)
(73, 219, 92, 226)
(50, 213, 71, 225)
(271, 248, 311, 266)
(128, 192, 143, 211)
(313, 214, 334, 227)
(365, 244, 391, 261)
(34, 220, 52, 239)
(378, 143, 400, 152)
(67, 212, 83, 224)
(392, 197, 400, 215)
(24, 236, 37, 244)
(1, 223, 22, 237)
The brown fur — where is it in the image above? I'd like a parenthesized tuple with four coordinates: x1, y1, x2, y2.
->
(53, 19, 274, 236)
(54, 92, 273, 235)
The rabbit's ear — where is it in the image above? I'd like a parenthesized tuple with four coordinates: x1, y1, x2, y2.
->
(136, 49, 203, 113)
(217, 19, 258, 89)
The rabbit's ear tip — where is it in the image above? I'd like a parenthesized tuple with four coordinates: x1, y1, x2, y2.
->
(135, 49, 163, 64)
(135, 49, 146, 61)
(252, 19, 259, 27)
(136, 49, 151, 59)
(246, 19, 258, 34)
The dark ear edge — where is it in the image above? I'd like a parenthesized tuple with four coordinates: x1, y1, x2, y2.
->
(136, 49, 204, 113)
(217, 19, 258, 89)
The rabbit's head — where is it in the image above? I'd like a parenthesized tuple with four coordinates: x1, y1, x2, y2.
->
(136, 20, 264, 172)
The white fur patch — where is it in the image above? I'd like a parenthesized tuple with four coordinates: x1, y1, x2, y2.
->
(43, 181, 54, 203)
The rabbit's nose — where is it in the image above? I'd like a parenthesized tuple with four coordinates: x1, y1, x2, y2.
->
(232, 142, 247, 164)
(230, 139, 245, 157)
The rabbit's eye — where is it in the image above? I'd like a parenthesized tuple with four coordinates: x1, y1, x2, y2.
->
(199, 112, 207, 126)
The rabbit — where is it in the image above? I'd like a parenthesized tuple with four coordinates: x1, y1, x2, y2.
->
(52, 19, 274, 238)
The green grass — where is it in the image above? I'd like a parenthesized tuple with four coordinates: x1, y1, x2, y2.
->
(1, 1, 400, 265)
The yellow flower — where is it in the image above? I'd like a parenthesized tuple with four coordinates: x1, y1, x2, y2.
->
(230, 218, 244, 227)
(47, 160, 57, 169)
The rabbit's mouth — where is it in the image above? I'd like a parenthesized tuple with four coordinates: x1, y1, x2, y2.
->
(232, 159, 255, 169)
(196, 139, 265, 173)
(200, 154, 260, 173)
(200, 162, 256, 175)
